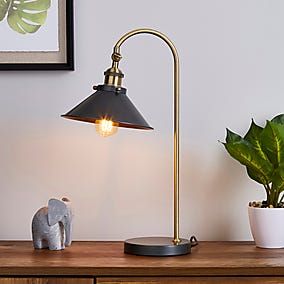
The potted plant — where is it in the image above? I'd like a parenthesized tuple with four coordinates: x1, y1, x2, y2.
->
(222, 114, 284, 248)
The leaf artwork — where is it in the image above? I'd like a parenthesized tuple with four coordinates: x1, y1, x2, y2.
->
(0, 0, 51, 34)
(222, 114, 284, 207)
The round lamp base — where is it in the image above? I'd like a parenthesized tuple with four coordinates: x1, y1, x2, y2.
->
(124, 237, 191, 256)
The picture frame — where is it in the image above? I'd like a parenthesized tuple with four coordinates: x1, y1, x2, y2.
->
(0, 0, 74, 71)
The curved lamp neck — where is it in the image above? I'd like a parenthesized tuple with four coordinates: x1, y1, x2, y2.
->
(108, 28, 180, 245)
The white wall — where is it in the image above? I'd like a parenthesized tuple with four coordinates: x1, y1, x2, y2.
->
(1, 0, 284, 241)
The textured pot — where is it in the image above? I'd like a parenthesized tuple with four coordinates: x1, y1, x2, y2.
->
(248, 206, 284, 248)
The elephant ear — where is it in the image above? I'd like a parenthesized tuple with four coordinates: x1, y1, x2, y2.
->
(48, 198, 67, 226)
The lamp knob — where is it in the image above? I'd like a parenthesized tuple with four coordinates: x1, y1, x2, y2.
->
(116, 87, 122, 94)
(112, 52, 122, 62)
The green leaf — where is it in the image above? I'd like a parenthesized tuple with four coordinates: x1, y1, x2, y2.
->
(247, 168, 270, 185)
(244, 119, 269, 161)
(2, 0, 51, 34)
(0, 0, 11, 21)
(272, 164, 284, 193)
(225, 128, 241, 143)
(260, 121, 284, 168)
(224, 129, 273, 185)
(272, 114, 284, 125)
(17, 0, 51, 11)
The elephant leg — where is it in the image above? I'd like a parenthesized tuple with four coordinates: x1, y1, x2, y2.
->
(48, 237, 64, 251)
(33, 238, 48, 249)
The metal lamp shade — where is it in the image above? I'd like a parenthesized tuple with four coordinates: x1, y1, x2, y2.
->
(62, 85, 153, 130)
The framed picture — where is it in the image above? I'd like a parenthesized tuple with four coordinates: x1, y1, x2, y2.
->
(0, 0, 74, 70)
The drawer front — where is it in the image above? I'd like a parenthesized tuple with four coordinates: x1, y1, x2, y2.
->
(97, 277, 284, 284)
(0, 279, 93, 284)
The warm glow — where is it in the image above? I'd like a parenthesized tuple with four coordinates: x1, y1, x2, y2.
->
(96, 119, 118, 137)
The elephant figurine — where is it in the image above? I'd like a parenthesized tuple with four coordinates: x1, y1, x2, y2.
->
(32, 197, 73, 250)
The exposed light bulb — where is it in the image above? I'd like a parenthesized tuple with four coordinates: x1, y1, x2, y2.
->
(96, 119, 118, 137)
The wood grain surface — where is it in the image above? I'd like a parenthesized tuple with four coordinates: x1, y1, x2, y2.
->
(0, 279, 93, 284)
(97, 277, 284, 284)
(0, 241, 284, 277)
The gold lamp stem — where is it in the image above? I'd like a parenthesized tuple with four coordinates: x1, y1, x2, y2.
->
(112, 28, 181, 245)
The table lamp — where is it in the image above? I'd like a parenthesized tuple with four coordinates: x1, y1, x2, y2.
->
(62, 28, 197, 256)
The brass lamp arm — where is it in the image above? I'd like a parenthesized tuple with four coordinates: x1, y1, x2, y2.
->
(111, 28, 180, 245)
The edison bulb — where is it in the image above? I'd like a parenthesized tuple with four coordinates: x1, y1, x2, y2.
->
(96, 119, 118, 137)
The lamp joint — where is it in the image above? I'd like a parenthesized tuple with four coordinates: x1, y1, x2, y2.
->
(173, 238, 181, 245)
(111, 52, 122, 63)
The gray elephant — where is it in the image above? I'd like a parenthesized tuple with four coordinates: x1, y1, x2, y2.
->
(32, 197, 73, 250)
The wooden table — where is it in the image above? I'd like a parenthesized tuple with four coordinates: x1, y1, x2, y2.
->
(0, 241, 284, 283)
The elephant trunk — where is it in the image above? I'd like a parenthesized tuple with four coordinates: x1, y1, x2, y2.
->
(64, 219, 72, 247)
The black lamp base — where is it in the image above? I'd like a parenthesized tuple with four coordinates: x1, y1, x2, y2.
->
(124, 237, 191, 256)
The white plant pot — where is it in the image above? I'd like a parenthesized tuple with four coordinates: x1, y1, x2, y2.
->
(248, 206, 284, 248)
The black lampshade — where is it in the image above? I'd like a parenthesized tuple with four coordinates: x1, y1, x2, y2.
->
(62, 84, 153, 130)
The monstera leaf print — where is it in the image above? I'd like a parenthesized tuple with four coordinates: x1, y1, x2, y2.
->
(0, 0, 51, 34)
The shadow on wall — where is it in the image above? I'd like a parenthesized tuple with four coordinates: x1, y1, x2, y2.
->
(181, 147, 254, 241)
